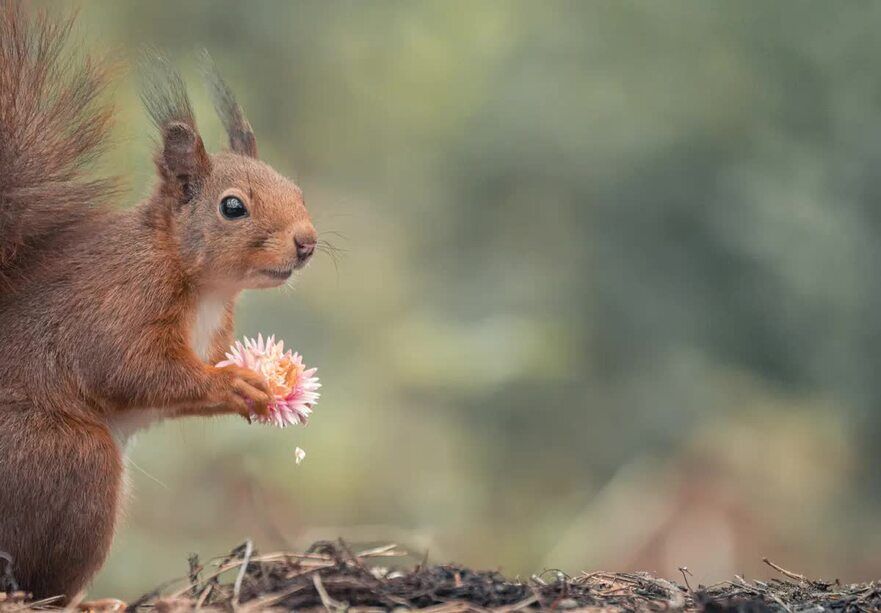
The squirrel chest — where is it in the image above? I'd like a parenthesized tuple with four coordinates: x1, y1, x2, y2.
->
(108, 294, 230, 447)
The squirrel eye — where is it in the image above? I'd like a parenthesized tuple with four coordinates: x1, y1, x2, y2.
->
(220, 195, 248, 220)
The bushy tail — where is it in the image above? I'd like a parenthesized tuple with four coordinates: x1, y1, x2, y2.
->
(0, 3, 115, 283)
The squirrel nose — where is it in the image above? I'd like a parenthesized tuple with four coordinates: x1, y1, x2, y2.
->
(295, 236, 316, 260)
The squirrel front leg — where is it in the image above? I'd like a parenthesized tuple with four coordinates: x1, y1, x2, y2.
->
(170, 362, 272, 420)
(81, 331, 271, 419)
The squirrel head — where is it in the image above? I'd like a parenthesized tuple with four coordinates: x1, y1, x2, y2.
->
(141, 54, 317, 291)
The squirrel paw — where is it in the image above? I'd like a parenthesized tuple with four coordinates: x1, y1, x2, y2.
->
(213, 364, 271, 419)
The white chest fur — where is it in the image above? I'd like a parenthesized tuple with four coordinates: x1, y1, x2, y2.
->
(191, 293, 229, 362)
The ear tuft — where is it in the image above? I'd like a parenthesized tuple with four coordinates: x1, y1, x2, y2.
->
(139, 50, 196, 130)
(200, 51, 259, 158)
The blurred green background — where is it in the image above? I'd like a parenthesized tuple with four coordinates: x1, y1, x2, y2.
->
(47, 0, 881, 597)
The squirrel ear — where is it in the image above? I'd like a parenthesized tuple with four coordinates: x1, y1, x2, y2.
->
(201, 52, 259, 158)
(140, 51, 212, 201)
(160, 121, 211, 201)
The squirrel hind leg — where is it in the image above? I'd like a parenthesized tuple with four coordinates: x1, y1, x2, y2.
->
(0, 406, 123, 600)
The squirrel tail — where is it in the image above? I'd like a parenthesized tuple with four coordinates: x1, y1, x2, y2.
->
(0, 3, 115, 283)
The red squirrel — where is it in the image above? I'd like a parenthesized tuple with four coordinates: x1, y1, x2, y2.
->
(0, 4, 318, 599)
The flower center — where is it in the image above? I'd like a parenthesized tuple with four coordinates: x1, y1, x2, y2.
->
(260, 354, 301, 397)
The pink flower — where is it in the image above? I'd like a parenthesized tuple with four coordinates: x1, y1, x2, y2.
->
(217, 334, 321, 428)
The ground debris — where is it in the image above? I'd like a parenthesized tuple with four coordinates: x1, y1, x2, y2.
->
(4, 541, 881, 612)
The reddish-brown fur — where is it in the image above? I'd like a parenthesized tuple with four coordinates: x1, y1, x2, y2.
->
(0, 3, 317, 598)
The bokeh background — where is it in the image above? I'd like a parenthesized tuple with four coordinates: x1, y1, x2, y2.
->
(44, 0, 881, 597)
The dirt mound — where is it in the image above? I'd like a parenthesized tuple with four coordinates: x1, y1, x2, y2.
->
(2, 541, 879, 611)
